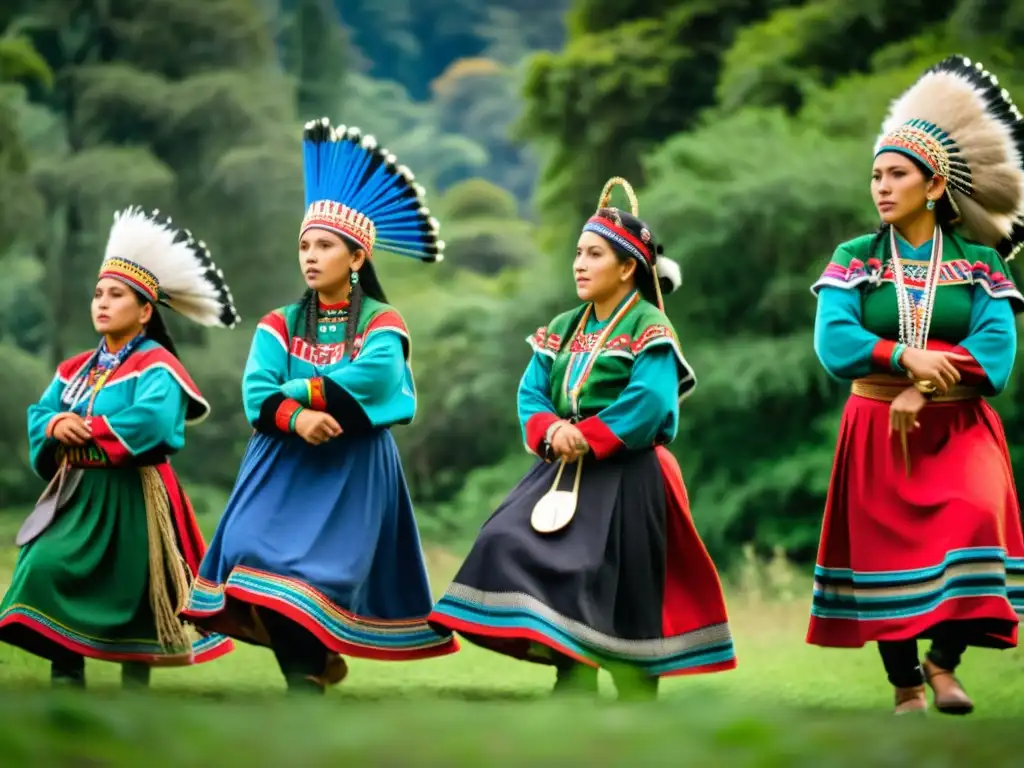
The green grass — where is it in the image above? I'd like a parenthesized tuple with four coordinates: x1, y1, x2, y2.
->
(0, 515, 1022, 764)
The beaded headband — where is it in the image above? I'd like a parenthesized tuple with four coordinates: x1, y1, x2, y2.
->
(300, 201, 376, 255)
(581, 177, 654, 268)
(874, 119, 972, 197)
(98, 257, 160, 303)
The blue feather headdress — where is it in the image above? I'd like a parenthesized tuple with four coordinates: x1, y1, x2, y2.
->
(300, 117, 444, 263)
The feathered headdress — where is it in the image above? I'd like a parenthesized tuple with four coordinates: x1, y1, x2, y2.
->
(299, 117, 444, 262)
(874, 55, 1024, 260)
(582, 177, 682, 310)
(99, 207, 240, 328)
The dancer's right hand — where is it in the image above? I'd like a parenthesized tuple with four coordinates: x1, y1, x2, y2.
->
(52, 414, 91, 446)
(551, 423, 589, 463)
(898, 348, 971, 393)
(294, 410, 342, 445)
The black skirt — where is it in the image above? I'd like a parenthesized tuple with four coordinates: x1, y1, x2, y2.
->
(428, 447, 736, 677)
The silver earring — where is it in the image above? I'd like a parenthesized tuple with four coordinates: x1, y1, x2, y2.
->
(926, 199, 936, 211)
(350, 270, 359, 286)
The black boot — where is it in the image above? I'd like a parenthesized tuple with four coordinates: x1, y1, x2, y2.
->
(51, 655, 86, 688)
(551, 662, 599, 697)
(259, 607, 331, 697)
(121, 662, 151, 690)
(284, 673, 326, 696)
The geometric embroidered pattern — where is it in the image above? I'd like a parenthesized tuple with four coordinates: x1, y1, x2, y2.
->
(99, 257, 160, 302)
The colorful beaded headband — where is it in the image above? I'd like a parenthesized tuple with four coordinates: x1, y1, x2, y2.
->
(582, 177, 653, 268)
(300, 201, 376, 256)
(875, 119, 972, 196)
(98, 257, 159, 303)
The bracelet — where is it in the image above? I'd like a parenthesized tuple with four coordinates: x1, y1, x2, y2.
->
(545, 420, 567, 444)
(913, 379, 937, 399)
(891, 343, 907, 373)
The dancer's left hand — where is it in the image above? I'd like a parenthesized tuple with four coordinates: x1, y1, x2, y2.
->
(889, 387, 927, 437)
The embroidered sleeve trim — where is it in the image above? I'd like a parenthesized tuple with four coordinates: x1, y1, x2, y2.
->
(274, 399, 303, 433)
(809, 258, 880, 295)
(870, 340, 900, 372)
(89, 416, 133, 463)
(576, 416, 625, 460)
(524, 412, 560, 456)
(971, 261, 1024, 309)
(526, 326, 560, 359)
(308, 377, 327, 410)
(950, 344, 989, 385)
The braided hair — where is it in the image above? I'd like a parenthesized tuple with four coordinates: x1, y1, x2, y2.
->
(130, 292, 179, 359)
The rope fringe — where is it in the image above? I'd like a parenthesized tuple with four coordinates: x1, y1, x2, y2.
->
(140, 467, 193, 653)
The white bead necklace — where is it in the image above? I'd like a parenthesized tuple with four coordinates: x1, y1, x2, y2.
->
(889, 225, 943, 349)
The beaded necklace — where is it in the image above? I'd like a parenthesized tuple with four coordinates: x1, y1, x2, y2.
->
(889, 225, 943, 349)
(61, 334, 147, 414)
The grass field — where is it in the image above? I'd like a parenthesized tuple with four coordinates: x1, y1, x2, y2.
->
(0, 519, 1022, 765)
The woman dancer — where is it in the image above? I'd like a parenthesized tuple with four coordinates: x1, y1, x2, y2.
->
(183, 118, 459, 695)
(428, 178, 736, 700)
(808, 55, 1024, 715)
(0, 207, 239, 687)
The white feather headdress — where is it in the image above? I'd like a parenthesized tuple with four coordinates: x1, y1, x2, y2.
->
(874, 55, 1024, 260)
(100, 207, 240, 327)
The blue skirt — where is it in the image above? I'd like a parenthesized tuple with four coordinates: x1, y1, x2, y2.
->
(183, 429, 458, 661)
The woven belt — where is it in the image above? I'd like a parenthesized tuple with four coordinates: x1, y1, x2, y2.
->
(850, 376, 979, 477)
(851, 377, 979, 403)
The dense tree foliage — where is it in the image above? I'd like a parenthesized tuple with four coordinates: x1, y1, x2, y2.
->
(3, 0, 1023, 567)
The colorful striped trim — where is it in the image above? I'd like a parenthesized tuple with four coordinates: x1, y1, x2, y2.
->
(582, 218, 652, 266)
(429, 584, 736, 677)
(0, 604, 234, 666)
(971, 260, 1024, 304)
(185, 568, 459, 660)
(99, 258, 160, 303)
(811, 255, 1024, 305)
(274, 399, 302, 433)
(1007, 556, 1024, 618)
(812, 548, 1024, 621)
(308, 377, 327, 410)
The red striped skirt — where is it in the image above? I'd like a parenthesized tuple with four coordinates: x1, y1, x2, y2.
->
(806, 375, 1024, 649)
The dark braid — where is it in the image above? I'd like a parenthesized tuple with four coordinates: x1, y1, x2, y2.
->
(344, 277, 363, 360)
(283, 288, 317, 379)
(300, 288, 318, 345)
(146, 307, 179, 360)
(132, 295, 179, 360)
(869, 222, 891, 262)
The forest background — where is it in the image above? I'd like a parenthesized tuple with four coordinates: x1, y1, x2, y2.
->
(2, 0, 1024, 571)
